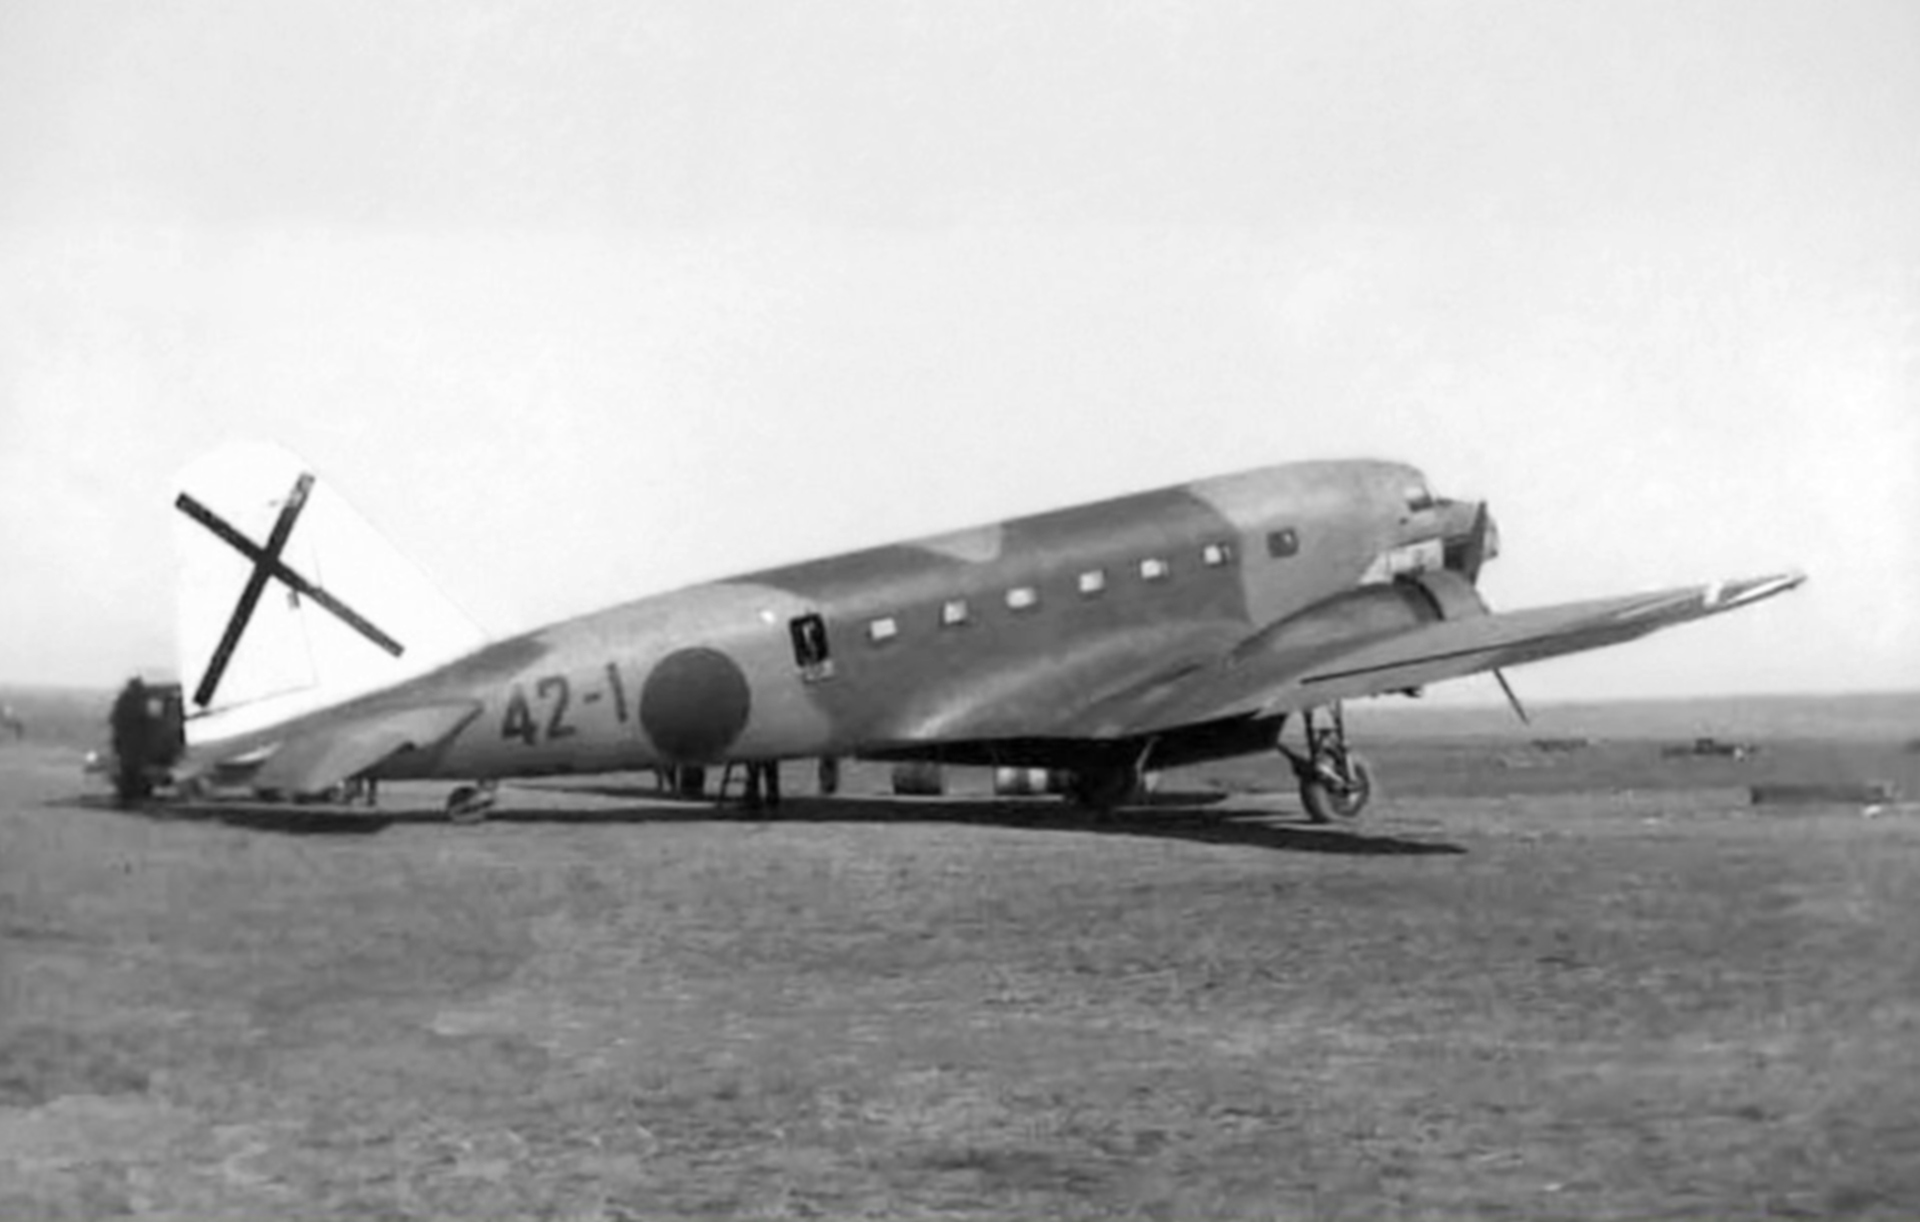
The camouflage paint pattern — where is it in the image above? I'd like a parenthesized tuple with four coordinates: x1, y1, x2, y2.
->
(347, 458, 1439, 779)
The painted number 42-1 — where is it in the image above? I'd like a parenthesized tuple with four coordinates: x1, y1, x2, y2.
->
(500, 663, 629, 744)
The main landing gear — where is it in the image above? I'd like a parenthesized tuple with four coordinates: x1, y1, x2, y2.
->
(446, 780, 498, 824)
(1064, 766, 1142, 813)
(1277, 703, 1375, 824)
(740, 761, 782, 812)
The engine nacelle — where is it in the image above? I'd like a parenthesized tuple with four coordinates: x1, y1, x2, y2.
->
(1234, 570, 1488, 666)
(1399, 569, 1489, 622)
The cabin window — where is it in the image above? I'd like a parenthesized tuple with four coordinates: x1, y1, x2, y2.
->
(940, 598, 970, 627)
(1406, 484, 1436, 513)
(1202, 541, 1234, 567)
(867, 616, 899, 644)
(1139, 557, 1169, 581)
(1267, 527, 1300, 558)
(1077, 569, 1106, 596)
(1006, 586, 1039, 611)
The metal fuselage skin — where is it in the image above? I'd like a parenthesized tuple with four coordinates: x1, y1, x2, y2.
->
(286, 459, 1446, 782)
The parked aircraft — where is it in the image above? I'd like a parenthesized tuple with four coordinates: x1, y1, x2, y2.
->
(136, 442, 1802, 821)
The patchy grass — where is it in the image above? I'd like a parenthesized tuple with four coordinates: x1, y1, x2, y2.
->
(3, 737, 1919, 1219)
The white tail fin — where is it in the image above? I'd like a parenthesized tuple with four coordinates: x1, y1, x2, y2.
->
(172, 442, 487, 745)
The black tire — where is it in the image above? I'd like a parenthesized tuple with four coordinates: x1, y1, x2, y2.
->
(446, 784, 489, 825)
(817, 756, 841, 796)
(1067, 767, 1138, 813)
(1300, 752, 1374, 824)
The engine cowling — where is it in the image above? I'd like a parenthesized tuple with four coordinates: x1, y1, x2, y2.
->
(1399, 569, 1489, 622)
(1439, 500, 1500, 583)
(1233, 570, 1489, 667)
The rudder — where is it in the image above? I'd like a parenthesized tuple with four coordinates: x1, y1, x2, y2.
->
(172, 442, 487, 745)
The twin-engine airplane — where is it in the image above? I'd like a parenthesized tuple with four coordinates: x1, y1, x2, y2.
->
(153, 442, 1802, 821)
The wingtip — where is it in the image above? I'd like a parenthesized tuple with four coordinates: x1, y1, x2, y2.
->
(1759, 569, 1809, 595)
(1708, 570, 1806, 611)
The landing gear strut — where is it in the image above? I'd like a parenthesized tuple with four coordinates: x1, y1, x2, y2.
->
(742, 761, 782, 812)
(1278, 704, 1374, 824)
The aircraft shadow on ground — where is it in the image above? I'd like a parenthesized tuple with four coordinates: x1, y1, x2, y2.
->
(56, 789, 1463, 856)
(732, 794, 1465, 856)
(54, 793, 399, 836)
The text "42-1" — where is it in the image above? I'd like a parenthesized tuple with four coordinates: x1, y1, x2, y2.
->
(500, 663, 630, 745)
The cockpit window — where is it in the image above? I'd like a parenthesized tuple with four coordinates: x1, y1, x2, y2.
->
(1405, 484, 1436, 513)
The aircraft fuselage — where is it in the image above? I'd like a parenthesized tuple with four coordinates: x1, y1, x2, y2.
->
(322, 459, 1449, 781)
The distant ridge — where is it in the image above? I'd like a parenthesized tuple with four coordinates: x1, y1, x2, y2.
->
(0, 685, 113, 749)
(1351, 691, 1920, 742)
(5, 685, 1915, 752)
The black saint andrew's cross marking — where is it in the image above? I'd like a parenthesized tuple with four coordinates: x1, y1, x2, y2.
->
(175, 473, 404, 709)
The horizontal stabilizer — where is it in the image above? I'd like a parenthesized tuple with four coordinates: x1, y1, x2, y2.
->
(247, 702, 482, 796)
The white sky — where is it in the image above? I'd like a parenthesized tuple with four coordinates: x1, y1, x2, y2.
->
(2, 0, 1915, 700)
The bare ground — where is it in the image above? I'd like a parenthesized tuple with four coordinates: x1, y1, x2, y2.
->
(3, 736, 1919, 1220)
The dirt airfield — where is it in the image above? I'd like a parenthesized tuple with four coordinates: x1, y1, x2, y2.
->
(4, 696, 1919, 1220)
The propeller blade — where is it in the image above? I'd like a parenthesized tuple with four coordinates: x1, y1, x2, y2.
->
(1494, 668, 1531, 725)
(1443, 500, 1495, 584)
(1465, 503, 1488, 583)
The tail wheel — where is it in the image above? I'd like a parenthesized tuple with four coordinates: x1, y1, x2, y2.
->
(1300, 751, 1374, 824)
(446, 782, 497, 825)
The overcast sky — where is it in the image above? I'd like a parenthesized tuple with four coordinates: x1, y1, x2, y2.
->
(2, 0, 1914, 701)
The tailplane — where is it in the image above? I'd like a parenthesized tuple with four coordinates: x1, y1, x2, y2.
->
(172, 442, 487, 745)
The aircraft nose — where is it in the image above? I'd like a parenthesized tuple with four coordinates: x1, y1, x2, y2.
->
(1439, 498, 1498, 582)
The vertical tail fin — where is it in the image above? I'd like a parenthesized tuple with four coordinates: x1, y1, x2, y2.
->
(172, 442, 486, 744)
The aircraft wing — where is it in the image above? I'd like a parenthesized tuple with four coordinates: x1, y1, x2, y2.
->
(235, 701, 482, 796)
(875, 620, 1246, 745)
(1071, 572, 1806, 737)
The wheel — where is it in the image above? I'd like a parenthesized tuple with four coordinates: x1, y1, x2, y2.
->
(446, 784, 493, 825)
(1300, 751, 1374, 824)
(816, 756, 840, 796)
(1066, 767, 1138, 813)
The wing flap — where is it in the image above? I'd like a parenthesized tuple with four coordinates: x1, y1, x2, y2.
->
(245, 701, 482, 795)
